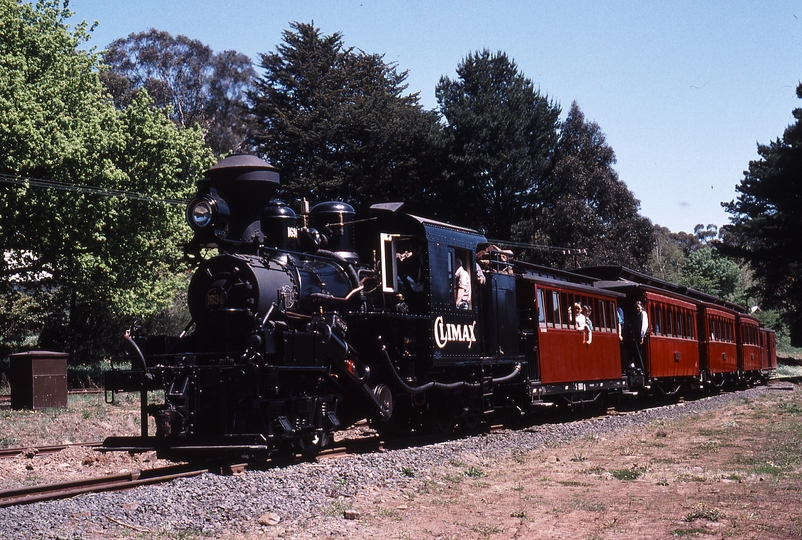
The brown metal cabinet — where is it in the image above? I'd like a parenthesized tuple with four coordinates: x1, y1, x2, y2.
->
(10, 351, 69, 410)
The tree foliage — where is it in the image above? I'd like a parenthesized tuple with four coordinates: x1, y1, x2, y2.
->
(524, 102, 654, 268)
(101, 28, 255, 156)
(248, 22, 443, 214)
(647, 225, 699, 283)
(0, 1, 214, 362)
(436, 50, 560, 238)
(721, 83, 802, 344)
(679, 247, 741, 302)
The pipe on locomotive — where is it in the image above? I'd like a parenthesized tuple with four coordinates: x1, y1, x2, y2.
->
(122, 331, 148, 370)
(377, 337, 522, 394)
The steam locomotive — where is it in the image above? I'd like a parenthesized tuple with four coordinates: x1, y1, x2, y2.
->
(104, 154, 777, 461)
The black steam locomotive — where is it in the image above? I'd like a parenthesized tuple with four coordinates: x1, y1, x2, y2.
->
(104, 154, 776, 461)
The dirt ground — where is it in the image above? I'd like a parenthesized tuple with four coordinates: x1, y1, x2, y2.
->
(276, 383, 802, 540)
(2, 384, 801, 539)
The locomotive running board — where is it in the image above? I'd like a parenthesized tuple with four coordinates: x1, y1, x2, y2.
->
(100, 434, 271, 454)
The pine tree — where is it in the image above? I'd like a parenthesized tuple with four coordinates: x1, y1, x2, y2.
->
(721, 83, 802, 343)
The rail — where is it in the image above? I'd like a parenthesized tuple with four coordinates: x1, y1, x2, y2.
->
(0, 463, 211, 508)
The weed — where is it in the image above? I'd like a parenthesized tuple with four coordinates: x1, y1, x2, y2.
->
(697, 441, 720, 453)
(0, 435, 20, 449)
(570, 449, 587, 462)
(374, 507, 401, 521)
(683, 503, 724, 523)
(778, 401, 802, 416)
(670, 526, 715, 536)
(323, 499, 352, 517)
(443, 474, 463, 483)
(512, 483, 524, 492)
(557, 480, 591, 487)
(510, 510, 527, 518)
(472, 524, 502, 537)
(333, 476, 349, 487)
(400, 466, 416, 478)
(465, 466, 485, 478)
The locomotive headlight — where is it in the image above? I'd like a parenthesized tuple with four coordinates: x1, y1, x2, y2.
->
(190, 199, 214, 228)
(186, 191, 229, 232)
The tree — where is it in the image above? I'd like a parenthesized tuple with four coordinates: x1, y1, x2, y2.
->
(693, 223, 719, 245)
(525, 102, 654, 269)
(679, 247, 741, 301)
(436, 50, 561, 238)
(101, 29, 255, 156)
(647, 225, 695, 283)
(0, 1, 214, 362)
(721, 83, 802, 344)
(248, 22, 444, 214)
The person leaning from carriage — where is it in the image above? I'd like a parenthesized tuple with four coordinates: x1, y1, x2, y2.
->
(583, 304, 594, 344)
(572, 302, 592, 346)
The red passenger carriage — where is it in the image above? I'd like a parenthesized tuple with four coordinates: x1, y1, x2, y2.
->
(525, 275, 625, 403)
(698, 304, 739, 385)
(736, 314, 762, 382)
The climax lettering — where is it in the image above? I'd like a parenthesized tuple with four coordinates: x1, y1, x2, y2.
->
(434, 316, 477, 349)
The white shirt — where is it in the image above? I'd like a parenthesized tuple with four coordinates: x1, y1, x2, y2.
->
(455, 265, 471, 306)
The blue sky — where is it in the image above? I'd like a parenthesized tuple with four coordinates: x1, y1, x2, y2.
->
(68, 0, 802, 234)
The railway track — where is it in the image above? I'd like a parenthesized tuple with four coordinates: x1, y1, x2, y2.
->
(0, 442, 103, 460)
(0, 463, 211, 508)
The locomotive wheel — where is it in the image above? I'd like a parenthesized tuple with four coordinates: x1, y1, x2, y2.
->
(460, 414, 481, 431)
(425, 393, 455, 435)
(295, 430, 330, 457)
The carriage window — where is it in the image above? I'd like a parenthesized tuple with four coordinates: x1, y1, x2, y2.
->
(552, 291, 561, 326)
(561, 293, 571, 328)
(537, 289, 546, 325)
(653, 305, 662, 335)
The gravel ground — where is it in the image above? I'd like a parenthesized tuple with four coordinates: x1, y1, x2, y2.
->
(0, 387, 772, 539)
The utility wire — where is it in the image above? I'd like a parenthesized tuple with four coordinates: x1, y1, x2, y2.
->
(0, 173, 189, 205)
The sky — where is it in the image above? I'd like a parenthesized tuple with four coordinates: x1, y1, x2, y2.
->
(67, 0, 802, 234)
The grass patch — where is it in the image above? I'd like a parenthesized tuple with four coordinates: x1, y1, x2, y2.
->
(751, 462, 784, 476)
(610, 467, 645, 481)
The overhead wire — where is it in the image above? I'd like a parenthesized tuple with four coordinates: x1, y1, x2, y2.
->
(0, 172, 190, 206)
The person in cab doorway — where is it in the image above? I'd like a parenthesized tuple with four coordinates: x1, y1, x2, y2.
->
(454, 258, 471, 309)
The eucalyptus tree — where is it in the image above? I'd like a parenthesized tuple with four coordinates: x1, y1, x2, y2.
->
(101, 28, 255, 155)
